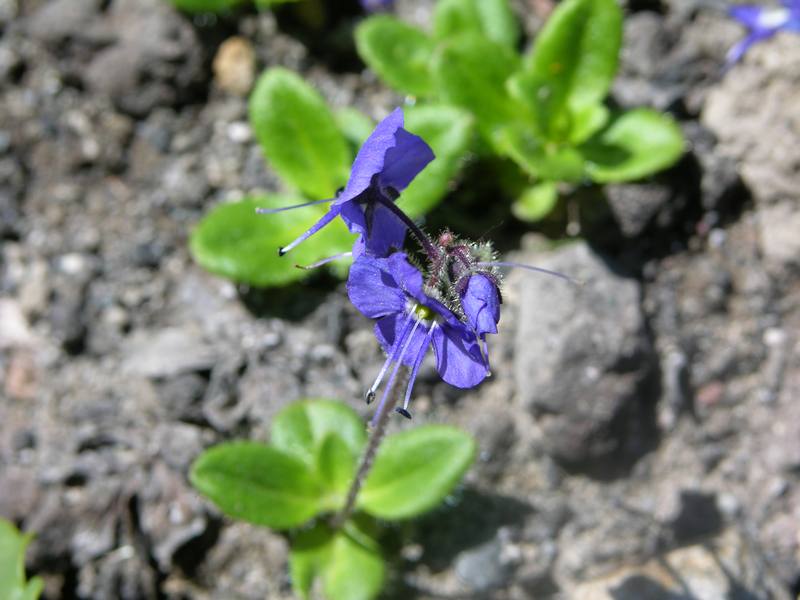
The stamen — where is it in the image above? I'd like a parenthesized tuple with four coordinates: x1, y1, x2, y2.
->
(400, 323, 437, 413)
(295, 252, 353, 270)
(255, 197, 334, 214)
(477, 261, 582, 286)
(371, 315, 424, 426)
(395, 407, 412, 419)
(278, 209, 339, 256)
(365, 309, 418, 404)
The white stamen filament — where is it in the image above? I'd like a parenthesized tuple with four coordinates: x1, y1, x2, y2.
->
(255, 197, 334, 214)
(295, 252, 352, 270)
(365, 307, 418, 403)
(477, 261, 582, 285)
(401, 323, 437, 412)
(370, 315, 424, 426)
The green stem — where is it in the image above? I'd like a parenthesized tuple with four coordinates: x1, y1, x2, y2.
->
(331, 368, 407, 529)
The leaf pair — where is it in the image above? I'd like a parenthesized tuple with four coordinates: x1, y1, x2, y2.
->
(190, 399, 476, 599)
(190, 69, 473, 287)
(0, 519, 43, 600)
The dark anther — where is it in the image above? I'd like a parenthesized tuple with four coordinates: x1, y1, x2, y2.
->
(395, 407, 412, 419)
(278, 247, 287, 256)
(365, 390, 376, 405)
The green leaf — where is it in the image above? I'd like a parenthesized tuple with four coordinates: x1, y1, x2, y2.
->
(356, 16, 435, 97)
(358, 425, 476, 520)
(254, 0, 299, 7)
(580, 109, 685, 183)
(169, 0, 245, 13)
(271, 398, 367, 466)
(190, 442, 323, 529)
(335, 108, 375, 150)
(397, 105, 474, 217)
(517, 0, 622, 141)
(316, 434, 358, 499)
(290, 520, 384, 600)
(0, 519, 43, 600)
(189, 196, 355, 287)
(497, 126, 586, 182)
(512, 181, 559, 222)
(433, 0, 520, 49)
(433, 33, 522, 141)
(249, 68, 350, 199)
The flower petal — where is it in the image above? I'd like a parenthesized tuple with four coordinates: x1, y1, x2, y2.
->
(347, 255, 407, 319)
(339, 108, 406, 203)
(461, 274, 501, 336)
(431, 323, 488, 389)
(378, 128, 435, 192)
(340, 196, 407, 257)
(375, 314, 430, 366)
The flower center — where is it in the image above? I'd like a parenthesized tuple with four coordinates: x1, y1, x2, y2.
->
(412, 304, 435, 321)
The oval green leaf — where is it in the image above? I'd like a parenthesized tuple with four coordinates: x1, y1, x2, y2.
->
(249, 68, 350, 199)
(512, 181, 559, 222)
(0, 519, 43, 600)
(271, 398, 367, 466)
(433, 0, 520, 49)
(397, 105, 474, 218)
(520, 0, 622, 141)
(497, 126, 586, 182)
(190, 442, 323, 529)
(290, 520, 384, 600)
(580, 109, 685, 183)
(189, 196, 355, 287)
(356, 16, 435, 97)
(433, 33, 522, 141)
(358, 425, 476, 520)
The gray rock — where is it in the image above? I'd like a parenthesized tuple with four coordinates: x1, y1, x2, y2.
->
(604, 182, 675, 238)
(26, 0, 104, 45)
(83, 0, 204, 116)
(455, 534, 516, 592)
(122, 327, 218, 379)
(514, 242, 656, 468)
(569, 529, 792, 599)
(702, 35, 800, 206)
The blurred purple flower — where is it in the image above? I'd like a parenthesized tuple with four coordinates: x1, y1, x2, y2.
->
(360, 0, 394, 13)
(727, 0, 800, 66)
(347, 252, 489, 419)
(261, 108, 434, 259)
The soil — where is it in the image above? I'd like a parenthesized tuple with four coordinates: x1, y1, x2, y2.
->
(1, 0, 799, 598)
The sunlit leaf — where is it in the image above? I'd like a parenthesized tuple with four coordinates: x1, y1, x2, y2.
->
(356, 16, 435, 97)
(580, 109, 685, 182)
(359, 426, 475, 520)
(189, 196, 355, 287)
(0, 519, 43, 600)
(190, 442, 323, 529)
(433, 0, 520, 49)
(290, 520, 384, 600)
(512, 181, 559, 222)
(250, 68, 350, 198)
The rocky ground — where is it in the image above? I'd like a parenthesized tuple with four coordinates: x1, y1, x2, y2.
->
(1, 0, 799, 598)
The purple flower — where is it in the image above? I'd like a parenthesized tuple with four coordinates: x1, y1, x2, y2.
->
(360, 0, 394, 12)
(459, 273, 501, 337)
(266, 108, 434, 259)
(347, 252, 489, 419)
(726, 1, 800, 66)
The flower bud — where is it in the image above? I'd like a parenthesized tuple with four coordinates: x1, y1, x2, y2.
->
(460, 273, 501, 337)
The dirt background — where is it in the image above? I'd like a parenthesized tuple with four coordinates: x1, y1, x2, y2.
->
(1, 0, 799, 598)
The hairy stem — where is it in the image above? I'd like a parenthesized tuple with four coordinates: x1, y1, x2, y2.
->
(332, 368, 408, 529)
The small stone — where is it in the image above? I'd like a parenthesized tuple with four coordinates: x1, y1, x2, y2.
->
(122, 327, 218, 379)
(213, 37, 256, 96)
